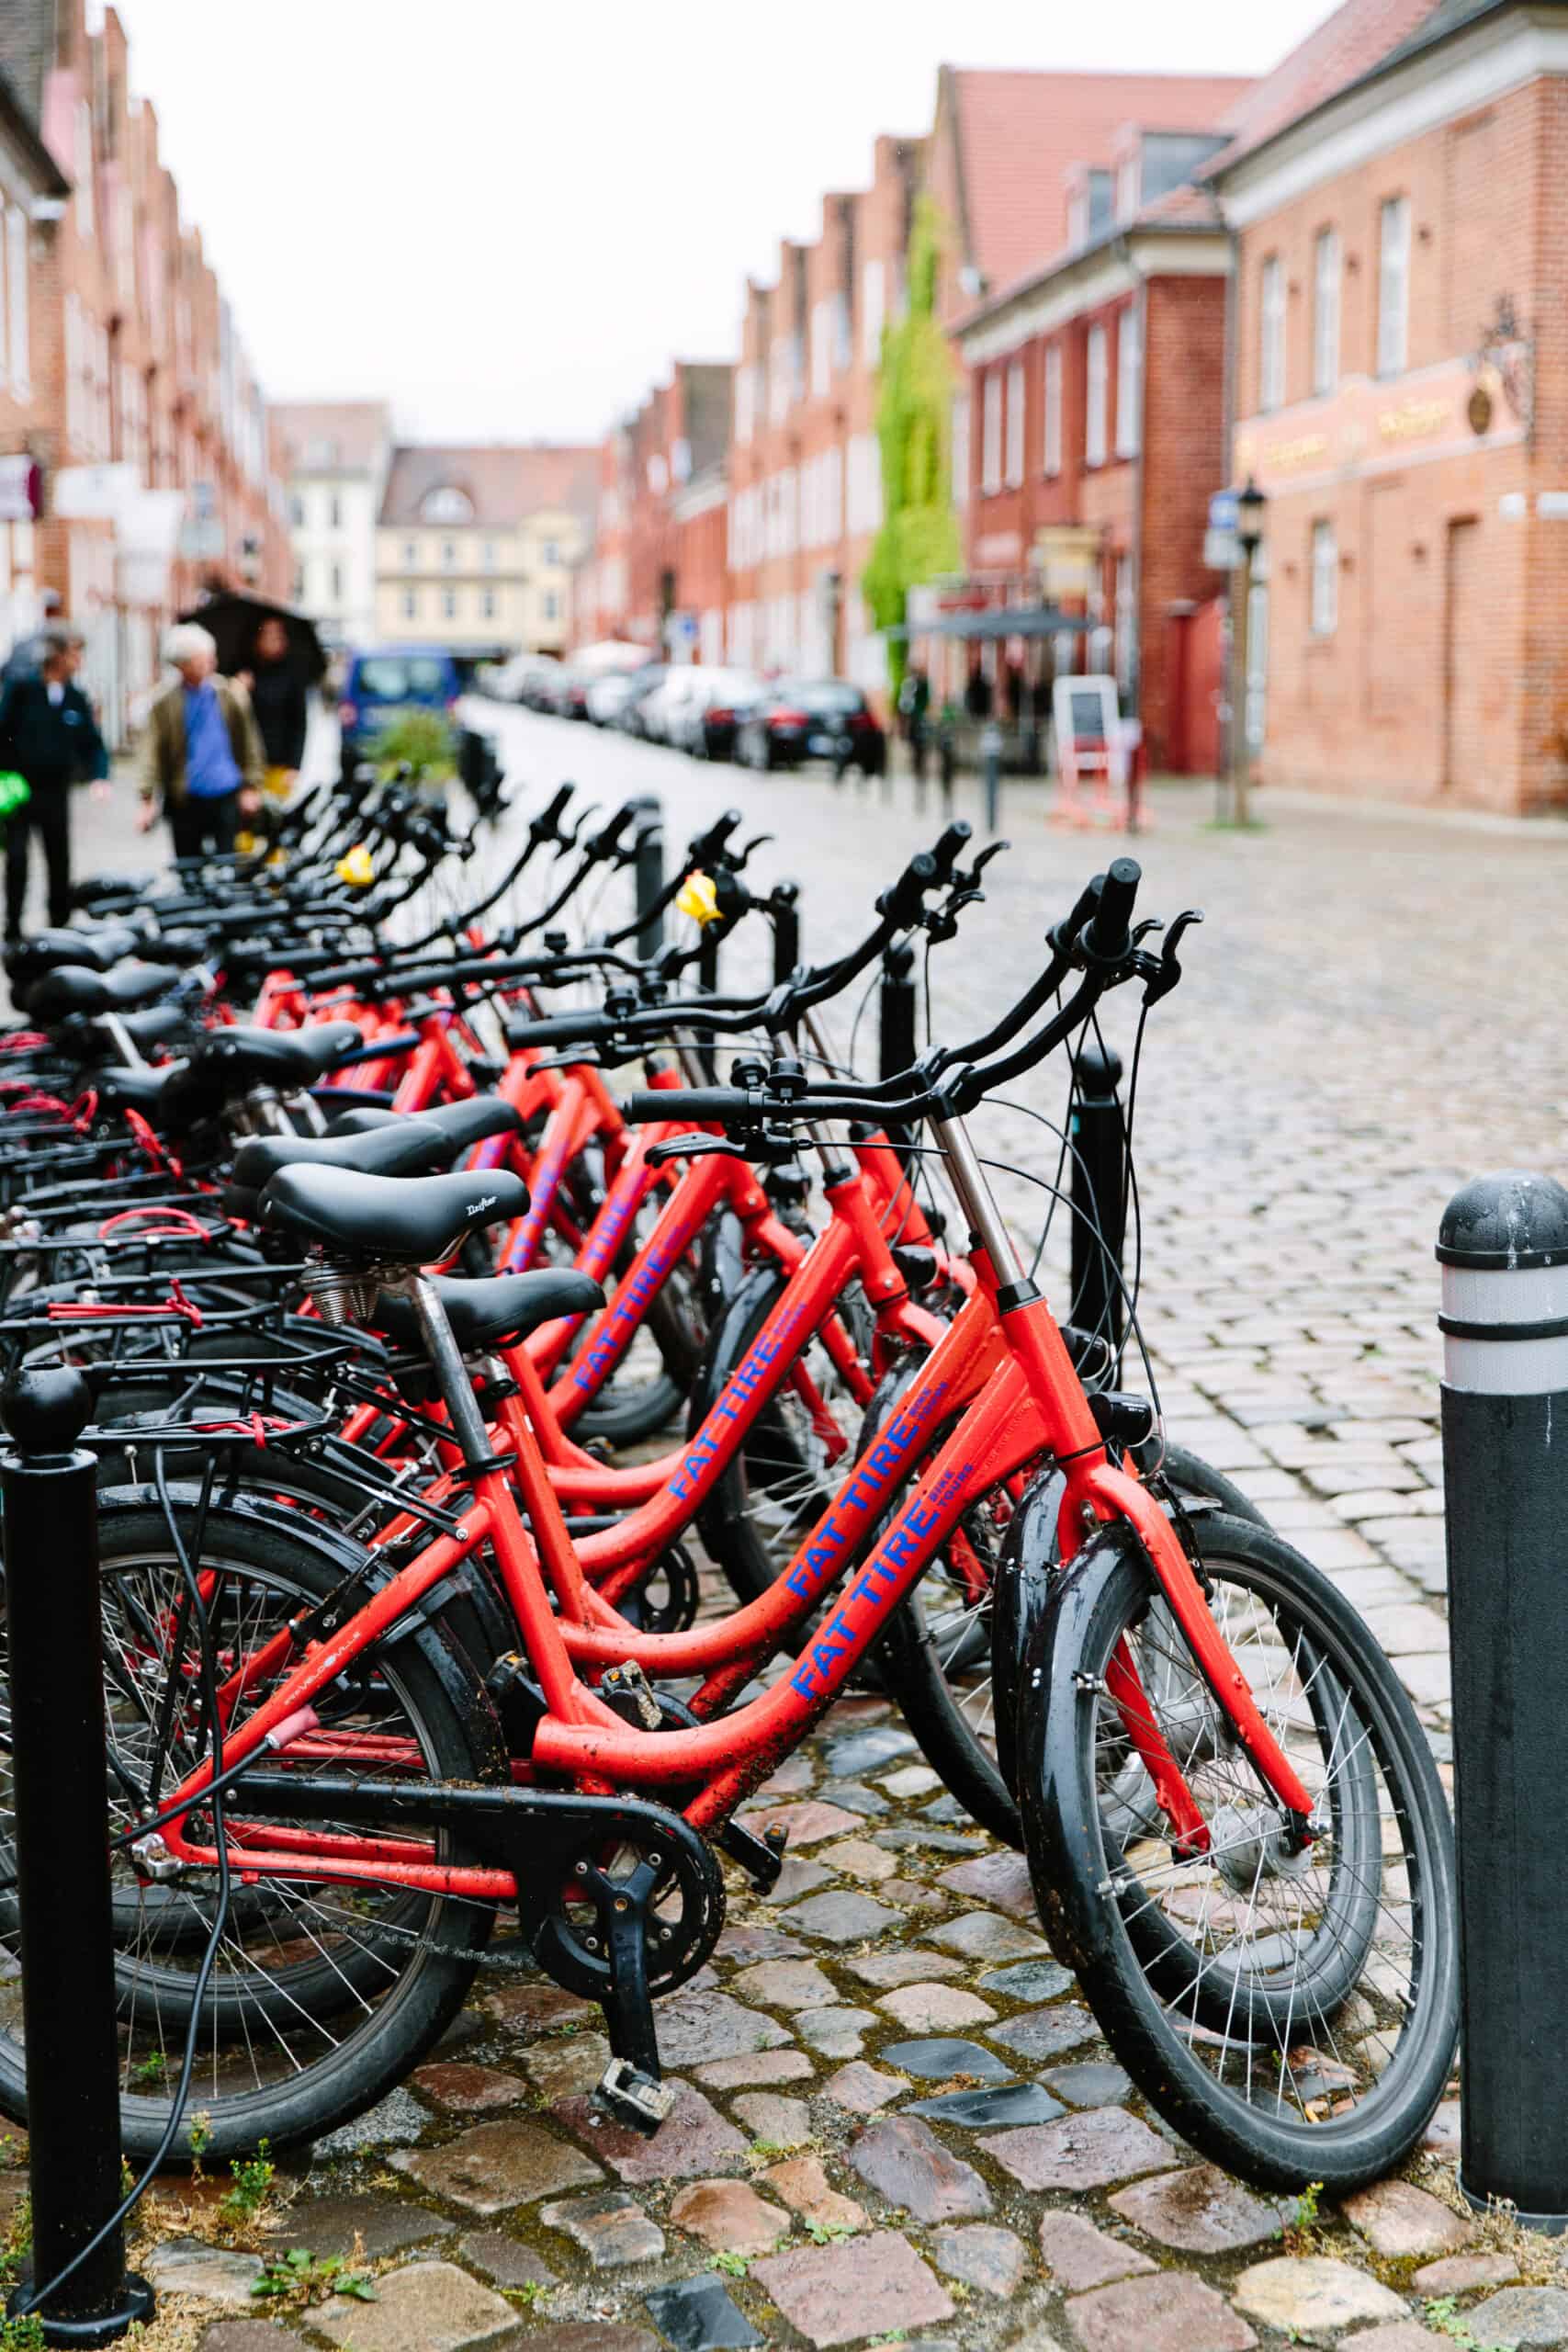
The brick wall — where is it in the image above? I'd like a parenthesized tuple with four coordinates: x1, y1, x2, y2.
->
(1232, 70, 1568, 811)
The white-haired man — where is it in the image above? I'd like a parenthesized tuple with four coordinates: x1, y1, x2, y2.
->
(139, 623, 263, 858)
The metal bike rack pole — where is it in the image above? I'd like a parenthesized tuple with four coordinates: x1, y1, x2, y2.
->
(1439, 1170, 1568, 2230)
(632, 819, 664, 961)
(879, 939, 918, 1171)
(2, 1367, 154, 2344)
(1068, 1041, 1126, 1359)
(771, 881, 801, 988)
(980, 720, 1003, 833)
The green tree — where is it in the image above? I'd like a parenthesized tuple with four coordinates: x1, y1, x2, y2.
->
(863, 196, 964, 695)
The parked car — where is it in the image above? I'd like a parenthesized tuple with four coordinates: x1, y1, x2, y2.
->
(734, 680, 886, 776)
(339, 647, 460, 771)
(667, 668, 763, 759)
(489, 651, 559, 704)
(516, 661, 563, 712)
(532, 664, 592, 719)
(637, 667, 716, 747)
(587, 666, 656, 727)
(614, 666, 670, 738)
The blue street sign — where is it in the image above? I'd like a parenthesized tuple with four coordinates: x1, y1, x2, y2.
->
(1208, 490, 1239, 535)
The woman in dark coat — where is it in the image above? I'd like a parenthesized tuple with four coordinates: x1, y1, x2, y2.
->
(243, 616, 309, 797)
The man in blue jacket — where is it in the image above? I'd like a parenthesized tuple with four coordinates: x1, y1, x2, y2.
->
(0, 627, 107, 942)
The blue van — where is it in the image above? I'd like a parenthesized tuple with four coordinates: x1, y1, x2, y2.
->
(339, 647, 460, 769)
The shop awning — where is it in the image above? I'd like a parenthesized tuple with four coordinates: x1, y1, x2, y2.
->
(890, 606, 1094, 641)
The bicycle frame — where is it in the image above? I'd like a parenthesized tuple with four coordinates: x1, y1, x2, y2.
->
(152, 1107, 1315, 1905)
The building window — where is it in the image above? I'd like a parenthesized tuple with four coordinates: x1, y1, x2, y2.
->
(330, 560, 343, 603)
(543, 591, 559, 622)
(1378, 196, 1411, 378)
(6, 208, 28, 396)
(442, 539, 457, 569)
(442, 588, 457, 619)
(543, 539, 560, 566)
(482, 539, 496, 570)
(401, 588, 418, 620)
(1114, 554, 1137, 704)
(1115, 305, 1142, 458)
(1259, 255, 1285, 413)
(481, 587, 496, 619)
(292, 567, 305, 604)
(1313, 227, 1341, 397)
(328, 492, 342, 530)
(74, 100, 94, 240)
(862, 258, 886, 364)
(1005, 359, 1025, 486)
(403, 539, 417, 567)
(290, 493, 304, 528)
(981, 371, 1003, 493)
(811, 300, 831, 396)
(1043, 344, 1063, 478)
(1310, 519, 1337, 636)
(951, 393, 970, 508)
(1085, 324, 1108, 468)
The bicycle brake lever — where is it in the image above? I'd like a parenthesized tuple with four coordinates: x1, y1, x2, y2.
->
(1142, 909, 1203, 1005)
(955, 839, 1010, 892)
(732, 833, 774, 871)
(645, 1132, 750, 1169)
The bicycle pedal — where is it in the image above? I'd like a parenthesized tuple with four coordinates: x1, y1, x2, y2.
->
(601, 1660, 663, 1731)
(718, 1818, 788, 1892)
(596, 2055, 676, 2138)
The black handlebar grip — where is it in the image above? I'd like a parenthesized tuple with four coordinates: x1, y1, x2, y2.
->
(621, 1088, 750, 1126)
(931, 820, 973, 881)
(592, 804, 637, 856)
(1083, 856, 1142, 960)
(508, 1012, 613, 1049)
(879, 851, 939, 932)
(689, 808, 742, 865)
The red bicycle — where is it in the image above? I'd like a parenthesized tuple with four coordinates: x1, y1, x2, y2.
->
(21, 858, 1456, 2197)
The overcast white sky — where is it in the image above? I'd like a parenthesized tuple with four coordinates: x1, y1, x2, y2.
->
(106, 0, 1336, 445)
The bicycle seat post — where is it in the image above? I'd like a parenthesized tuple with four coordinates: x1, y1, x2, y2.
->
(404, 1274, 498, 1471)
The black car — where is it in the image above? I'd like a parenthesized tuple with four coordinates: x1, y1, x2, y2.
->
(734, 680, 886, 776)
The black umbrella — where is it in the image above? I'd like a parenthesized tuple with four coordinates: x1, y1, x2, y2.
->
(177, 592, 327, 685)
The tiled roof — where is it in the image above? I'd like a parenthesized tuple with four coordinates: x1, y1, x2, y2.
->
(1207, 0, 1448, 173)
(946, 68, 1254, 293)
(270, 401, 391, 478)
(378, 444, 599, 529)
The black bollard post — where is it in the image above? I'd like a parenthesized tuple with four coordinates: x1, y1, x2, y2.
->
(1439, 1170, 1568, 2230)
(3, 1368, 153, 2344)
(981, 720, 1003, 833)
(1068, 1041, 1126, 1360)
(771, 880, 801, 988)
(939, 721, 955, 814)
(632, 819, 664, 960)
(879, 940, 918, 1170)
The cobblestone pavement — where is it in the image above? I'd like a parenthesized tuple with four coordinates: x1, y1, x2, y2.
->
(43, 723, 1568, 2349)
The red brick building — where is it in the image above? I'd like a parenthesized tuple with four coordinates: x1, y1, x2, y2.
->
(930, 71, 1251, 766)
(573, 362, 730, 661)
(727, 133, 922, 692)
(0, 0, 287, 740)
(1213, 0, 1568, 811)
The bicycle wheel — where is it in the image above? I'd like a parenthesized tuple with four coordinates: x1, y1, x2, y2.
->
(1021, 1513, 1458, 2191)
(874, 1382, 1260, 1845)
(0, 1495, 499, 2158)
(694, 1267, 874, 1606)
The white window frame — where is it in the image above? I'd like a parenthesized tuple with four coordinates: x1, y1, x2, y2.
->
(1115, 305, 1142, 459)
(6, 208, 26, 398)
(1005, 358, 1025, 487)
(1313, 226, 1341, 398)
(810, 300, 831, 397)
(1378, 196, 1411, 379)
(1259, 255, 1285, 413)
(862, 258, 886, 365)
(401, 588, 418, 620)
(1085, 325, 1108, 469)
(981, 371, 1003, 493)
(442, 587, 458, 620)
(951, 394, 970, 509)
(1310, 519, 1337, 636)
(1043, 344, 1063, 478)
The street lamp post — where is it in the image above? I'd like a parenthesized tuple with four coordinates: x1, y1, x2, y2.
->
(1230, 477, 1267, 827)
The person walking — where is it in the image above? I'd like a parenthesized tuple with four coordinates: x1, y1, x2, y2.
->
(138, 623, 263, 858)
(242, 614, 309, 799)
(0, 626, 107, 943)
(0, 591, 64, 691)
